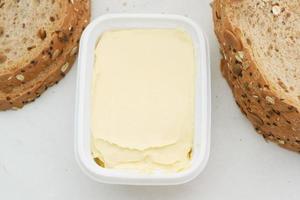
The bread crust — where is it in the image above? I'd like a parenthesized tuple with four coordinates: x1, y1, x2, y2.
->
(0, 0, 90, 110)
(0, 0, 89, 93)
(212, 0, 300, 152)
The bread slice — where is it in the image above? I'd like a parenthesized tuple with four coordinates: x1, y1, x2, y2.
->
(212, 0, 300, 152)
(0, 0, 87, 92)
(0, 0, 90, 110)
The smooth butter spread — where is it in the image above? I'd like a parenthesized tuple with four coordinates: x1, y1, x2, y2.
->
(91, 29, 195, 172)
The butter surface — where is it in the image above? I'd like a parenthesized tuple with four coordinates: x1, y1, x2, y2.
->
(92, 29, 195, 172)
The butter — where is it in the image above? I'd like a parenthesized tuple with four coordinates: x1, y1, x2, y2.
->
(91, 29, 195, 173)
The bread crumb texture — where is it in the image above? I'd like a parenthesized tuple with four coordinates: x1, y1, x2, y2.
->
(213, 0, 300, 152)
(0, 0, 90, 110)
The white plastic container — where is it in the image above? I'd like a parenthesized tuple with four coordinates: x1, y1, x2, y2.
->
(74, 14, 211, 185)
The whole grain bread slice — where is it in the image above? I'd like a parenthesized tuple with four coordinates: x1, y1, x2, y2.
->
(0, 0, 87, 92)
(212, 0, 300, 152)
(0, 0, 90, 110)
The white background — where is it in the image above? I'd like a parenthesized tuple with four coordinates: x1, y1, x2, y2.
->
(1, 0, 300, 199)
